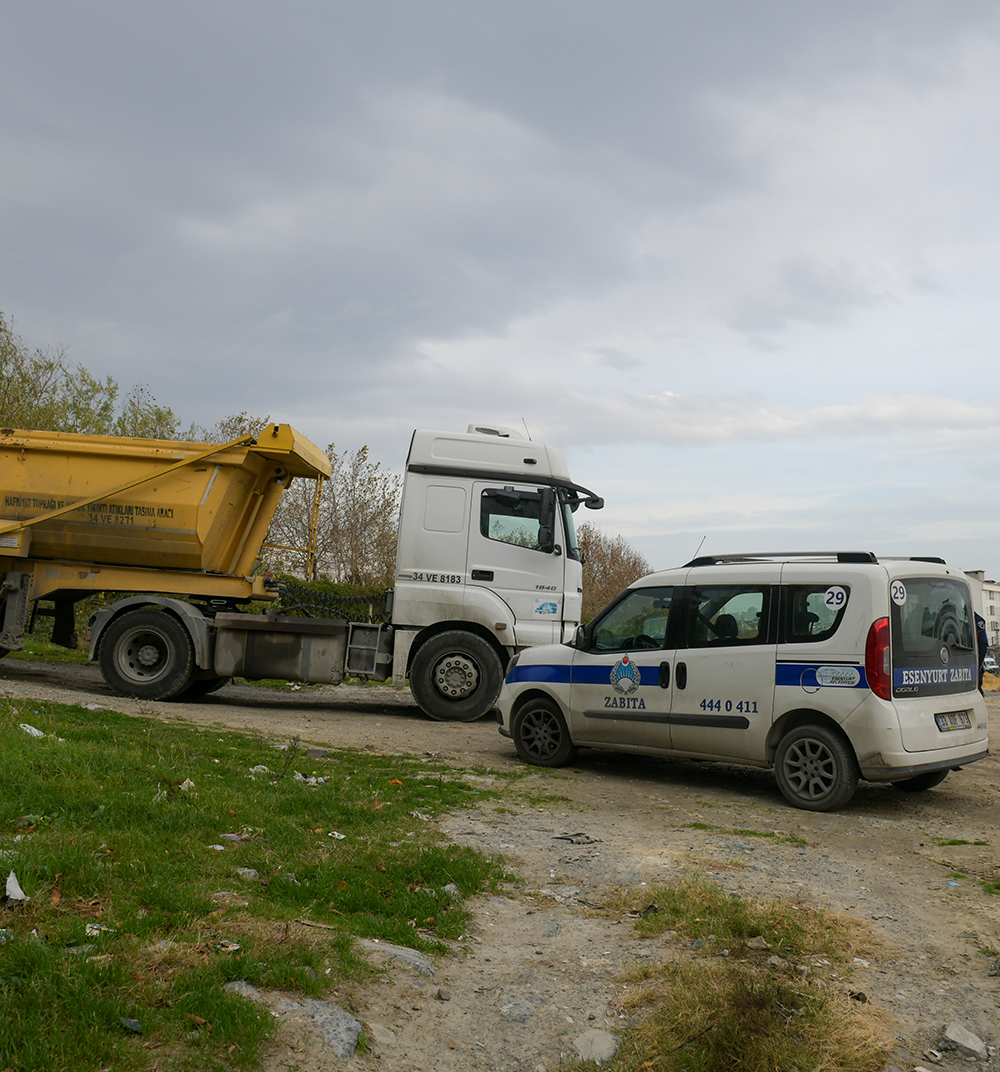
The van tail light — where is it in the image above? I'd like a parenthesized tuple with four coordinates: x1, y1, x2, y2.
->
(865, 617, 891, 700)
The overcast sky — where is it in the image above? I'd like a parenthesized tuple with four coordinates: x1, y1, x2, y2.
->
(4, 2, 1000, 578)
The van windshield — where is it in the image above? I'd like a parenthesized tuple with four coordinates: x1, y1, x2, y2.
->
(891, 577, 978, 697)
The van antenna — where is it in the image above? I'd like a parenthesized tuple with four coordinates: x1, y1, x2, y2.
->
(521, 418, 532, 441)
(692, 535, 706, 559)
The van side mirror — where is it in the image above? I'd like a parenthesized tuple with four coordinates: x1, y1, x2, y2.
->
(574, 624, 586, 649)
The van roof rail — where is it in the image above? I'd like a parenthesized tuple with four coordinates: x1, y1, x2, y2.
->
(683, 551, 879, 567)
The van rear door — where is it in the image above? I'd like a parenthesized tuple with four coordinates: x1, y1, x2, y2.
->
(889, 574, 983, 751)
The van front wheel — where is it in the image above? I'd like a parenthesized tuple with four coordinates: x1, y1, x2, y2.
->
(774, 724, 859, 811)
(409, 631, 503, 722)
(512, 699, 577, 767)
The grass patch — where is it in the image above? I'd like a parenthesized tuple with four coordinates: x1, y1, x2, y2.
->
(0, 698, 510, 1070)
(686, 822, 808, 847)
(605, 876, 892, 1072)
(3, 636, 89, 664)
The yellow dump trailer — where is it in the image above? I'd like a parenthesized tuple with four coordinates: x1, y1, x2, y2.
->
(0, 425, 335, 695)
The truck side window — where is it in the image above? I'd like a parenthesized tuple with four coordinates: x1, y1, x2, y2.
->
(480, 489, 544, 551)
(782, 584, 850, 643)
(686, 586, 769, 647)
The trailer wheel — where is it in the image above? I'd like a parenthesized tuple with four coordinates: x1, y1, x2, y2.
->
(409, 631, 503, 722)
(98, 609, 195, 700)
(774, 723, 859, 811)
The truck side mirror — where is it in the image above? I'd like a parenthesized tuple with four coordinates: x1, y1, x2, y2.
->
(574, 624, 586, 649)
(538, 487, 556, 553)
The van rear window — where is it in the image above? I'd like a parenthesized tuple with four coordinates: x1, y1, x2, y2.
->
(890, 577, 978, 697)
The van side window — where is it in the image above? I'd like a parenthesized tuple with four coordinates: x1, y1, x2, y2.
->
(686, 586, 768, 647)
(480, 489, 544, 551)
(590, 587, 674, 653)
(783, 585, 851, 643)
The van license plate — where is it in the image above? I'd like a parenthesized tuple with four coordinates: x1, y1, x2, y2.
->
(935, 710, 971, 732)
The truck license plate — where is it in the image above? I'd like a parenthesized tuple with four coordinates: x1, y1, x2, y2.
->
(935, 710, 971, 732)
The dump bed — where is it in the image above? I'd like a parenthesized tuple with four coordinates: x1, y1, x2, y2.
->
(0, 425, 330, 575)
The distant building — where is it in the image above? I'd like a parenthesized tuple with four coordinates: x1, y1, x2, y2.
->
(964, 570, 1000, 656)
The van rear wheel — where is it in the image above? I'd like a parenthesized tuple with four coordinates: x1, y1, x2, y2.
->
(774, 724, 859, 811)
(409, 631, 503, 722)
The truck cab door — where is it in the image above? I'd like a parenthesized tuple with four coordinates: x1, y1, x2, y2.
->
(468, 483, 565, 646)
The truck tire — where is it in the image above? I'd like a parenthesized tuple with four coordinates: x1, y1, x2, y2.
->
(98, 609, 195, 701)
(774, 723, 859, 811)
(512, 698, 577, 767)
(890, 769, 949, 792)
(177, 674, 231, 700)
(409, 630, 503, 722)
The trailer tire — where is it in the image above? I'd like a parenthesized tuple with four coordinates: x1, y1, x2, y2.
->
(98, 609, 195, 701)
(409, 630, 503, 722)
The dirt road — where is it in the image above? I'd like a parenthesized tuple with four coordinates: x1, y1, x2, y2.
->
(3, 657, 1000, 1070)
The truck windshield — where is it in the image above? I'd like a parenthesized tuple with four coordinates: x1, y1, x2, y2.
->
(559, 493, 581, 562)
(891, 577, 978, 697)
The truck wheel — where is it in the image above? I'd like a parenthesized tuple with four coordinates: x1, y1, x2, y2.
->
(409, 631, 503, 722)
(512, 699, 577, 767)
(98, 609, 195, 700)
(774, 724, 859, 811)
(177, 675, 230, 700)
(891, 769, 949, 792)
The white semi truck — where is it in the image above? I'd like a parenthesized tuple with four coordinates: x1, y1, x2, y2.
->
(1, 421, 602, 721)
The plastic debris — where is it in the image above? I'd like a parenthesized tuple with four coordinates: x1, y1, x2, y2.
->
(235, 867, 260, 881)
(411, 810, 431, 821)
(217, 940, 241, 953)
(0, 928, 13, 944)
(18, 723, 64, 742)
(554, 832, 602, 844)
(179, 778, 195, 791)
(5, 870, 29, 902)
(85, 922, 116, 937)
(120, 1017, 143, 1034)
(208, 844, 226, 851)
(328, 831, 347, 840)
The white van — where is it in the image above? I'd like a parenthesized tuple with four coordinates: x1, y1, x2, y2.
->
(497, 552, 989, 811)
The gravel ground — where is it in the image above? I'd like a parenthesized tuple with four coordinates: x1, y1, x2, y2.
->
(3, 657, 1000, 1070)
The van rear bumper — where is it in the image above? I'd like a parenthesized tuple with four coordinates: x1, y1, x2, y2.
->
(859, 749, 988, 782)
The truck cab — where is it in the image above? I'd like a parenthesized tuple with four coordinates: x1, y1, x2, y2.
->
(392, 424, 603, 720)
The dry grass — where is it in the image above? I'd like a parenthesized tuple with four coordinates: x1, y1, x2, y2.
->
(596, 876, 894, 1072)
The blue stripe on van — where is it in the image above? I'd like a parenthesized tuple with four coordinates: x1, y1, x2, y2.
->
(505, 663, 663, 686)
(775, 663, 868, 689)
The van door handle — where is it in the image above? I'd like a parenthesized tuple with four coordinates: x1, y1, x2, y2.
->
(676, 662, 687, 689)
(471, 569, 494, 581)
(659, 661, 670, 688)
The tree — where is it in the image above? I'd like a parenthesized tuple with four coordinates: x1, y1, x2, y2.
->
(578, 522, 650, 621)
(0, 312, 178, 438)
(194, 410, 273, 444)
(267, 444, 401, 586)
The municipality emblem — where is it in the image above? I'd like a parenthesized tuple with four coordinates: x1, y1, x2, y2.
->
(610, 655, 640, 695)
